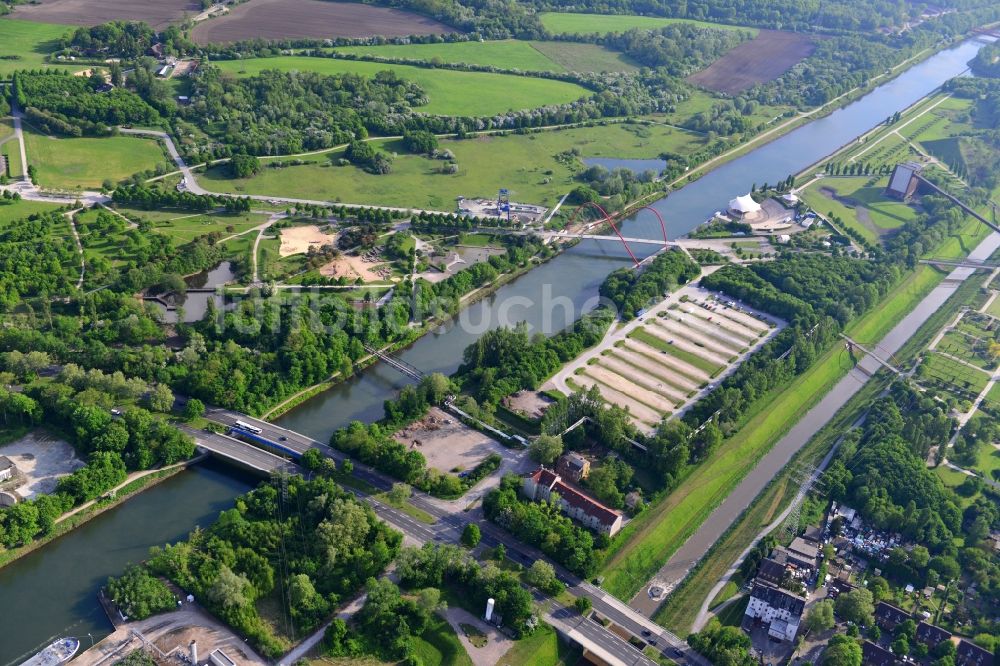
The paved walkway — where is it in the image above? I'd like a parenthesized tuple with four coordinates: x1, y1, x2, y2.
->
(442, 606, 513, 666)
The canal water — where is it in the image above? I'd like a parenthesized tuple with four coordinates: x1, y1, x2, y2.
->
(275, 37, 986, 442)
(0, 37, 987, 664)
(0, 462, 255, 666)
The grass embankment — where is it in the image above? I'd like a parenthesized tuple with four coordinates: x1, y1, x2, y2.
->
(538, 12, 756, 36)
(598, 209, 990, 600)
(0, 198, 63, 226)
(0, 465, 188, 570)
(23, 129, 167, 190)
(651, 249, 987, 633)
(497, 622, 581, 666)
(201, 122, 703, 210)
(212, 57, 591, 117)
(335, 39, 638, 73)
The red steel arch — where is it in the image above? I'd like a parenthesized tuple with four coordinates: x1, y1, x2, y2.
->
(634, 205, 669, 248)
(567, 201, 639, 266)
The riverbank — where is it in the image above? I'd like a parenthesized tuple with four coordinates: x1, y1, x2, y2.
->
(0, 456, 202, 571)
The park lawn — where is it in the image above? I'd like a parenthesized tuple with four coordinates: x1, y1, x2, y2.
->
(0, 19, 83, 77)
(496, 622, 581, 666)
(630, 328, 722, 377)
(920, 352, 989, 395)
(202, 124, 703, 210)
(146, 210, 270, 243)
(23, 129, 167, 190)
(3, 138, 23, 178)
(0, 199, 62, 227)
(538, 12, 756, 35)
(336, 39, 566, 72)
(600, 259, 949, 600)
(974, 441, 1000, 482)
(0, 117, 12, 141)
(800, 176, 916, 246)
(410, 615, 473, 666)
(212, 57, 592, 117)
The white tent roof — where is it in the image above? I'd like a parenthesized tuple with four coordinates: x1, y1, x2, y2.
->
(729, 194, 761, 214)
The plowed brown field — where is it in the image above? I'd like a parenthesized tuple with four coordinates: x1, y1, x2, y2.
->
(687, 29, 815, 94)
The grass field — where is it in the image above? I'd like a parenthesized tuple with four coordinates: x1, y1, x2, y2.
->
(496, 622, 581, 666)
(112, 208, 270, 244)
(920, 352, 989, 395)
(212, 57, 592, 117)
(539, 12, 755, 35)
(799, 176, 917, 245)
(410, 616, 473, 666)
(335, 39, 638, 73)
(201, 123, 703, 210)
(23, 129, 166, 190)
(0, 19, 81, 77)
(0, 199, 63, 227)
(3, 138, 23, 178)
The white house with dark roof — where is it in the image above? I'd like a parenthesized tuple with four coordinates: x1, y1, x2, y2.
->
(743, 581, 805, 641)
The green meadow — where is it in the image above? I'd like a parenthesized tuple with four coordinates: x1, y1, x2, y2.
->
(23, 129, 166, 190)
(539, 12, 756, 36)
(212, 57, 592, 117)
(0, 19, 82, 77)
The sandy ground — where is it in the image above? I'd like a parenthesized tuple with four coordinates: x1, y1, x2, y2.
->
(572, 374, 661, 427)
(502, 390, 555, 420)
(0, 431, 84, 499)
(596, 355, 686, 404)
(582, 364, 675, 414)
(621, 338, 710, 383)
(609, 346, 700, 392)
(442, 606, 513, 666)
(643, 320, 730, 366)
(650, 316, 739, 358)
(682, 305, 760, 343)
(664, 310, 749, 350)
(393, 407, 505, 473)
(278, 224, 336, 257)
(319, 254, 393, 282)
(693, 297, 771, 332)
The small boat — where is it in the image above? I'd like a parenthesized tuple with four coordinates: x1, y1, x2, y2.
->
(20, 638, 80, 666)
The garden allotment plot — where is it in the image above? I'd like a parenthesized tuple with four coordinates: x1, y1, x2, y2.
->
(550, 284, 783, 432)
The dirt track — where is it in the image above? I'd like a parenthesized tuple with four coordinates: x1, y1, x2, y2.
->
(622, 338, 710, 383)
(687, 29, 816, 94)
(13, 0, 199, 29)
(190, 0, 452, 44)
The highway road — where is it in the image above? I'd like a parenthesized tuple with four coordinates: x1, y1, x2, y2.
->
(201, 407, 702, 665)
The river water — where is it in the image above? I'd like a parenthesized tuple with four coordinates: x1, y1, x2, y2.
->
(0, 37, 986, 665)
(276, 37, 986, 442)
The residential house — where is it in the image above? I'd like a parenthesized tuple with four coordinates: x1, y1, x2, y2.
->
(743, 581, 806, 642)
(956, 640, 994, 666)
(863, 641, 898, 666)
(556, 452, 590, 482)
(914, 621, 951, 650)
(0, 456, 13, 482)
(874, 601, 910, 632)
(756, 557, 788, 587)
(522, 468, 623, 536)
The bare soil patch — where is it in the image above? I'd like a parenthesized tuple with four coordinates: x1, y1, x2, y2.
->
(0, 430, 84, 499)
(502, 390, 554, 420)
(190, 0, 452, 44)
(319, 254, 392, 282)
(687, 29, 816, 94)
(392, 407, 504, 473)
(278, 224, 336, 257)
(12, 0, 200, 30)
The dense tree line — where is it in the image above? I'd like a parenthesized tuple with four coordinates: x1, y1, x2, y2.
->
(599, 248, 700, 319)
(0, 212, 79, 307)
(143, 474, 401, 657)
(456, 308, 615, 405)
(577, 23, 751, 74)
(971, 41, 1000, 79)
(484, 474, 600, 576)
(12, 71, 159, 135)
(112, 184, 253, 212)
(179, 68, 422, 157)
(822, 383, 1000, 621)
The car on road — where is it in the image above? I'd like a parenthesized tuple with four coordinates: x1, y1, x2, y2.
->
(278, 436, 287, 441)
(642, 630, 651, 637)
(673, 648, 684, 657)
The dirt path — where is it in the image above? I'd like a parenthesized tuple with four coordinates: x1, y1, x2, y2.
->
(64, 208, 85, 290)
(682, 304, 762, 341)
(652, 316, 740, 357)
(664, 311, 748, 350)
